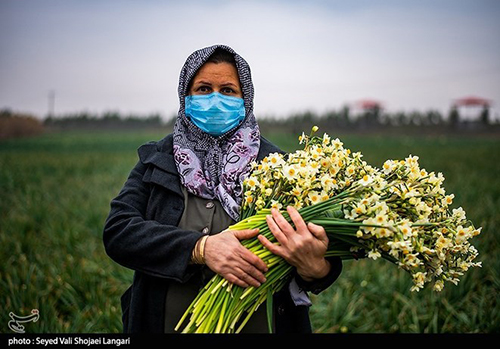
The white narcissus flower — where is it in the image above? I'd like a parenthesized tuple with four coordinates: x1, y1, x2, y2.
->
(290, 186, 302, 197)
(320, 190, 330, 202)
(405, 155, 419, 168)
(413, 272, 426, 285)
(245, 176, 259, 190)
(298, 132, 309, 144)
(282, 164, 297, 181)
(322, 133, 331, 145)
(270, 200, 282, 210)
(442, 194, 455, 206)
(346, 165, 356, 177)
(307, 191, 321, 205)
(267, 153, 284, 168)
(359, 175, 373, 186)
(433, 280, 444, 292)
(452, 207, 467, 221)
(368, 250, 381, 260)
(332, 138, 343, 149)
(398, 221, 413, 239)
(382, 160, 396, 174)
(376, 226, 393, 238)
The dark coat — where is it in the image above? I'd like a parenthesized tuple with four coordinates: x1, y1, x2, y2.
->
(103, 133, 342, 333)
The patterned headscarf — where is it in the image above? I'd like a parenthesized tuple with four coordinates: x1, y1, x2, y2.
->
(173, 44, 260, 221)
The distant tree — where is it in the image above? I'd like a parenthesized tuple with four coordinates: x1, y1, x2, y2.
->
(426, 110, 443, 125)
(448, 106, 459, 126)
(480, 106, 490, 124)
(0, 108, 13, 118)
(340, 105, 350, 127)
(0, 110, 44, 139)
(394, 112, 408, 126)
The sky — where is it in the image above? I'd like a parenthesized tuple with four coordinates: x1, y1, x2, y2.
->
(1, 0, 500, 120)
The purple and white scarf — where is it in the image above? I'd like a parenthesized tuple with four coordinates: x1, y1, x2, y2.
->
(173, 44, 260, 221)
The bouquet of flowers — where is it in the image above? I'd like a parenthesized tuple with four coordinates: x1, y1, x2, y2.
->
(175, 127, 482, 333)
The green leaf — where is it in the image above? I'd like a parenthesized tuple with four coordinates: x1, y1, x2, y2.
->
(266, 287, 273, 334)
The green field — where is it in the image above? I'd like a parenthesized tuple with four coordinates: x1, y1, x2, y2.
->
(1, 128, 499, 333)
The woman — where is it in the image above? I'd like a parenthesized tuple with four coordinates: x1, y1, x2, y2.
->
(103, 44, 342, 333)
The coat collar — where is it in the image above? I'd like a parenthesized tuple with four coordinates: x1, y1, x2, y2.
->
(137, 134, 178, 175)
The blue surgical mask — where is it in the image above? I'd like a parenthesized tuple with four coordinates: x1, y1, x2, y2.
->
(185, 92, 246, 136)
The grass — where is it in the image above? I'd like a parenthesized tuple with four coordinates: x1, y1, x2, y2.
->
(0, 127, 498, 333)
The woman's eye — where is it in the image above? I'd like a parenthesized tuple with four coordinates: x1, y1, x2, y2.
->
(197, 86, 211, 93)
(221, 87, 235, 94)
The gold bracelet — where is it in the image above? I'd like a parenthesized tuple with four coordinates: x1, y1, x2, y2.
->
(199, 235, 208, 263)
(191, 235, 208, 264)
(191, 239, 200, 264)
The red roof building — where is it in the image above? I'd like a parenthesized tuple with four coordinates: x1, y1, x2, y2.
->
(355, 99, 384, 111)
(453, 96, 491, 108)
(451, 96, 492, 122)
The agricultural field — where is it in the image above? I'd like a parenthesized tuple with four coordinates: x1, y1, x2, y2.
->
(0, 127, 499, 333)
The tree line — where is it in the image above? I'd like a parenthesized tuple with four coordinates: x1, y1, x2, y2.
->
(258, 105, 496, 135)
(1, 106, 497, 140)
(43, 110, 166, 130)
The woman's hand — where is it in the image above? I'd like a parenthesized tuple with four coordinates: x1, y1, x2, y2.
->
(204, 229, 268, 288)
(259, 206, 331, 282)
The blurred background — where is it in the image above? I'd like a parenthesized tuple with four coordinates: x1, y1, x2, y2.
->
(1, 0, 500, 132)
(1, 0, 499, 334)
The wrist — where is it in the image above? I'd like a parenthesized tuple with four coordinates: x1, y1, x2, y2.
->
(298, 259, 331, 282)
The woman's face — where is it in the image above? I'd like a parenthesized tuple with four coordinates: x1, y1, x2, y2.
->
(188, 62, 242, 98)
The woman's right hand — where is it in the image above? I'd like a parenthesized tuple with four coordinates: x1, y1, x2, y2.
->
(203, 229, 268, 288)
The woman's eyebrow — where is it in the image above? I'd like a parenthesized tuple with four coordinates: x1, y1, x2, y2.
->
(194, 80, 213, 86)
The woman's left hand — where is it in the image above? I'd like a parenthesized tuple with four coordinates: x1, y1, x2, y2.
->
(258, 206, 331, 282)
